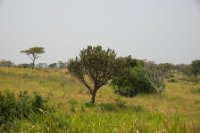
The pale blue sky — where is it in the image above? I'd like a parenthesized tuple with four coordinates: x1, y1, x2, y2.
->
(0, 0, 200, 64)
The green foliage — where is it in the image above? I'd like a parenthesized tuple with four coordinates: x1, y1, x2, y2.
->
(0, 92, 16, 124)
(0, 91, 49, 126)
(68, 45, 119, 103)
(112, 61, 154, 97)
(80, 45, 118, 84)
(21, 47, 44, 55)
(31, 93, 49, 113)
(191, 60, 200, 78)
(49, 63, 57, 68)
(68, 57, 84, 82)
(0, 68, 200, 132)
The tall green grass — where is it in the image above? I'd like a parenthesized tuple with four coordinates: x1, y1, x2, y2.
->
(0, 67, 200, 132)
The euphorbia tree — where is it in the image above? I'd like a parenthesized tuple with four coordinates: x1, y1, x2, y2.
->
(68, 45, 119, 104)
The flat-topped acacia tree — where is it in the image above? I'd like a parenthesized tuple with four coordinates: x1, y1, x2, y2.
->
(68, 45, 119, 104)
(21, 47, 45, 69)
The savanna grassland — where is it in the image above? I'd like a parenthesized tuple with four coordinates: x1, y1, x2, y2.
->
(0, 67, 200, 133)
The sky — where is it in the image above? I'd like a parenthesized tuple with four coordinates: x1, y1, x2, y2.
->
(0, 0, 200, 65)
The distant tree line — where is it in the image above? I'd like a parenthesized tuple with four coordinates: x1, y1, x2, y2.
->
(15, 62, 68, 69)
(0, 60, 14, 67)
(0, 60, 68, 69)
(176, 60, 200, 78)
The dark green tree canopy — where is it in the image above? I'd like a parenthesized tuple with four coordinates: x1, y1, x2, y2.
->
(111, 56, 154, 97)
(191, 59, 200, 78)
(68, 45, 119, 104)
(49, 63, 57, 68)
(21, 47, 45, 69)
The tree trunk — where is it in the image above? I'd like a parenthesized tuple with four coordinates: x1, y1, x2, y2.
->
(90, 92, 96, 104)
(158, 91, 162, 98)
(32, 60, 35, 69)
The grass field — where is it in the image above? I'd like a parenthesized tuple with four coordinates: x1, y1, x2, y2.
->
(0, 67, 200, 133)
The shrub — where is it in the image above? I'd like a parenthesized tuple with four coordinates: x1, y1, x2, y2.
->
(32, 92, 48, 112)
(0, 91, 49, 125)
(191, 60, 200, 78)
(112, 66, 155, 97)
(0, 92, 16, 124)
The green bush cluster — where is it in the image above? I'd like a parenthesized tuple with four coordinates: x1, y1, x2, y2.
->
(112, 66, 155, 97)
(0, 91, 49, 125)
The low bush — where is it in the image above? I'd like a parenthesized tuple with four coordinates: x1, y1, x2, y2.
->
(112, 66, 155, 97)
(0, 91, 50, 125)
